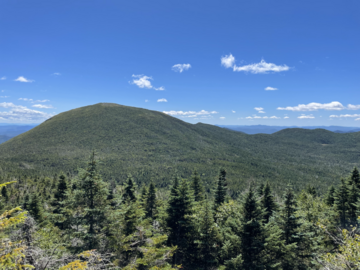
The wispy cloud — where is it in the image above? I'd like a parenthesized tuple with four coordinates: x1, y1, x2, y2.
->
(298, 114, 315, 119)
(131, 75, 165, 91)
(254, 107, 265, 113)
(32, 104, 53, 109)
(220, 117, 225, 119)
(163, 110, 218, 118)
(0, 96, 9, 98)
(265, 86, 278, 91)
(356, 118, 360, 121)
(284, 116, 289, 119)
(172, 64, 191, 73)
(278, 102, 345, 111)
(0, 102, 53, 122)
(221, 54, 235, 68)
(0, 76, 6, 80)
(330, 114, 360, 118)
(232, 110, 236, 113)
(14, 76, 34, 83)
(348, 104, 360, 110)
(52, 72, 61, 76)
(145, 100, 149, 102)
(157, 98, 167, 102)
(19, 98, 33, 102)
(245, 115, 280, 119)
(221, 54, 290, 74)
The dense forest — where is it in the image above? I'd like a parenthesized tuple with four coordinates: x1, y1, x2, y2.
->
(1, 151, 360, 269)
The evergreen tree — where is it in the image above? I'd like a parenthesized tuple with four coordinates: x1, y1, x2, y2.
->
(123, 174, 136, 203)
(214, 168, 227, 209)
(28, 193, 43, 222)
(305, 184, 317, 197)
(140, 185, 148, 207)
(1, 186, 8, 203)
(107, 180, 117, 208)
(334, 179, 349, 228)
(349, 167, 360, 188)
(239, 184, 266, 269)
(166, 177, 194, 266)
(347, 183, 359, 226)
(257, 182, 265, 197)
(261, 181, 278, 223)
(23, 194, 30, 211)
(195, 198, 221, 270)
(277, 188, 304, 270)
(324, 186, 336, 206)
(52, 174, 69, 229)
(191, 170, 204, 202)
(145, 182, 157, 219)
(73, 151, 110, 250)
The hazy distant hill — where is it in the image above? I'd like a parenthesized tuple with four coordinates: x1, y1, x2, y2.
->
(219, 124, 360, 134)
(0, 103, 359, 194)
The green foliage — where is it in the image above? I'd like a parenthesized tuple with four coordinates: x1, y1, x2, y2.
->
(191, 170, 204, 202)
(28, 193, 43, 222)
(334, 179, 349, 228)
(260, 181, 278, 223)
(123, 175, 137, 203)
(325, 185, 335, 206)
(145, 182, 157, 219)
(214, 169, 227, 209)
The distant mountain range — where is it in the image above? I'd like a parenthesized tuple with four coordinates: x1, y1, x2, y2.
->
(0, 103, 359, 194)
(218, 125, 360, 135)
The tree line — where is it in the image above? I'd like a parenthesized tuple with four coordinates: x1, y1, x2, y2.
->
(0, 152, 360, 269)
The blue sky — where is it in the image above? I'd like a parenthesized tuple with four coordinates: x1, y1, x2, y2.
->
(0, 0, 359, 126)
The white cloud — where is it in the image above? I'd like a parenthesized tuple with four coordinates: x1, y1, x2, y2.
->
(157, 98, 167, 102)
(255, 107, 265, 113)
(284, 116, 289, 119)
(131, 75, 165, 91)
(298, 114, 315, 119)
(0, 96, 9, 98)
(19, 98, 33, 102)
(36, 99, 50, 103)
(245, 115, 280, 120)
(330, 114, 360, 118)
(172, 64, 191, 73)
(0, 102, 53, 122)
(221, 54, 235, 68)
(265, 86, 278, 91)
(258, 111, 265, 113)
(0, 76, 6, 80)
(220, 117, 225, 119)
(348, 104, 360, 110)
(163, 110, 218, 118)
(278, 101, 345, 111)
(14, 76, 34, 83)
(355, 118, 360, 121)
(270, 116, 280, 119)
(246, 116, 253, 119)
(232, 110, 236, 113)
(32, 104, 53, 109)
(145, 100, 149, 102)
(52, 72, 61, 76)
(233, 59, 290, 74)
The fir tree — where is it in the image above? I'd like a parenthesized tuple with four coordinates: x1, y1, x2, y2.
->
(261, 181, 278, 223)
(191, 170, 204, 202)
(107, 180, 117, 208)
(347, 183, 359, 226)
(140, 185, 148, 207)
(73, 151, 110, 250)
(195, 198, 220, 270)
(239, 184, 266, 269)
(305, 184, 317, 197)
(53, 174, 68, 214)
(166, 177, 194, 266)
(257, 182, 265, 197)
(145, 182, 156, 219)
(334, 179, 349, 228)
(23, 194, 30, 211)
(1, 187, 8, 203)
(214, 168, 227, 209)
(29, 193, 43, 222)
(123, 174, 136, 203)
(349, 167, 360, 188)
(325, 186, 336, 206)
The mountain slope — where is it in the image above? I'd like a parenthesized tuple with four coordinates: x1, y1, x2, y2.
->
(0, 103, 359, 194)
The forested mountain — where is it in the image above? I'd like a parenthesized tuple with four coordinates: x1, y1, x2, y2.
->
(0, 103, 359, 194)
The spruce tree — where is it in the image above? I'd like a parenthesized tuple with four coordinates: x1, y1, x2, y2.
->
(195, 198, 220, 270)
(140, 185, 148, 207)
(52, 174, 68, 229)
(166, 177, 194, 266)
(145, 182, 157, 219)
(305, 184, 317, 197)
(191, 170, 204, 202)
(123, 174, 136, 203)
(29, 193, 43, 222)
(325, 185, 336, 206)
(261, 181, 278, 223)
(73, 151, 110, 250)
(214, 168, 227, 209)
(347, 183, 359, 226)
(277, 188, 302, 270)
(334, 179, 349, 228)
(107, 180, 117, 208)
(23, 194, 30, 211)
(350, 167, 360, 188)
(1, 186, 9, 202)
(239, 184, 266, 269)
(257, 182, 265, 197)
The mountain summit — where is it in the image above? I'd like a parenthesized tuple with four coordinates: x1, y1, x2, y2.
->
(0, 103, 358, 192)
